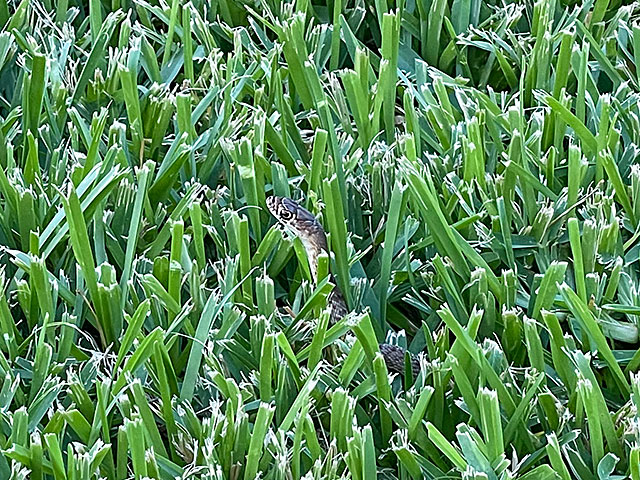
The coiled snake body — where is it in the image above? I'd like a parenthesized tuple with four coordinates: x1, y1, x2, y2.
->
(267, 196, 420, 378)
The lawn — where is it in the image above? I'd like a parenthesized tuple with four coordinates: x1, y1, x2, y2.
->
(0, 0, 638, 478)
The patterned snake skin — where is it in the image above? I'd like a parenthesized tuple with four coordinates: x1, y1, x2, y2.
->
(266, 196, 420, 378)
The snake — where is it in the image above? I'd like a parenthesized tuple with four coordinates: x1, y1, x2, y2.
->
(266, 195, 420, 378)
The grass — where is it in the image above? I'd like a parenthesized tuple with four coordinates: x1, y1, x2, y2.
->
(0, 0, 639, 478)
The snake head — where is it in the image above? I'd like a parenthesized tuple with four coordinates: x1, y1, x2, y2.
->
(266, 196, 328, 253)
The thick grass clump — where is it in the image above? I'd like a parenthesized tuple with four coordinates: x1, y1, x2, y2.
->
(0, 0, 639, 478)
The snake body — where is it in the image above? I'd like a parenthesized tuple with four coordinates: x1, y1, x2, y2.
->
(266, 196, 420, 378)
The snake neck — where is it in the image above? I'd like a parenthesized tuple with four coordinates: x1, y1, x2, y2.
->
(303, 240, 348, 324)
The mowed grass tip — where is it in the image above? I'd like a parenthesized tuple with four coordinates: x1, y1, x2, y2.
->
(0, 0, 639, 479)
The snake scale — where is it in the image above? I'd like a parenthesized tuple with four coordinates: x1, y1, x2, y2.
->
(267, 196, 420, 378)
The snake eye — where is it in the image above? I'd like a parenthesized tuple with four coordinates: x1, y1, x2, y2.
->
(280, 209, 294, 221)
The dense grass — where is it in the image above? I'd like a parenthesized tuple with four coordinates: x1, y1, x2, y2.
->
(0, 0, 639, 478)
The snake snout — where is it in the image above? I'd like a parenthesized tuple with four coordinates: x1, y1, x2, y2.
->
(265, 195, 281, 213)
